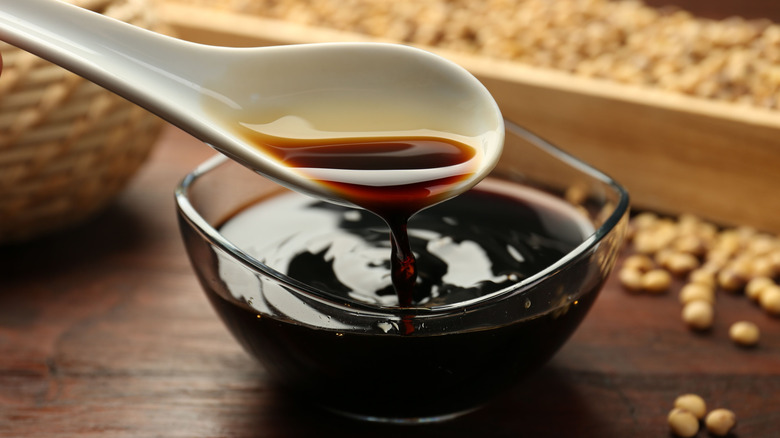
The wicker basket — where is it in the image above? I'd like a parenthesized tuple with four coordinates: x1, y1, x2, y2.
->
(0, 0, 166, 243)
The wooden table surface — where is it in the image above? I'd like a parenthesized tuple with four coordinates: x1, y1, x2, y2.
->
(1, 125, 779, 437)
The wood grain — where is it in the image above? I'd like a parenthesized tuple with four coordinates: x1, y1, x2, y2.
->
(1, 125, 779, 437)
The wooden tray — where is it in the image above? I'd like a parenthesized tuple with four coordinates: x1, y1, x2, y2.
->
(156, 2, 780, 233)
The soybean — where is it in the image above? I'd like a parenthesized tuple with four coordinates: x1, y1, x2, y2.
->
(705, 408, 737, 436)
(729, 321, 760, 346)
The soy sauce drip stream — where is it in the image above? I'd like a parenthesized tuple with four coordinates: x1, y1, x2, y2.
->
(244, 134, 479, 308)
(388, 218, 417, 335)
(388, 217, 416, 307)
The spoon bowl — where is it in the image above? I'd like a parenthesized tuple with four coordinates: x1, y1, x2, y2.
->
(0, 0, 503, 206)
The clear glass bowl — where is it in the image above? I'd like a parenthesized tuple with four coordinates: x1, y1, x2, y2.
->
(175, 120, 629, 424)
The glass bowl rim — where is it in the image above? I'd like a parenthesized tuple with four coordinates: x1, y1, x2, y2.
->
(175, 120, 629, 317)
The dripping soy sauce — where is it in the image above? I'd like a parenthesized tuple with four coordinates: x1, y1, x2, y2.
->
(243, 134, 479, 307)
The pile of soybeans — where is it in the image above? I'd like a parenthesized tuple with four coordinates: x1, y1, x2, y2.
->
(173, 0, 780, 109)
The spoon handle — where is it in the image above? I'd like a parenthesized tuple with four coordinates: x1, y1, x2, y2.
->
(0, 0, 209, 128)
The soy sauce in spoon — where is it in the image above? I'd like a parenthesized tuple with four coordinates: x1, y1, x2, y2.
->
(196, 46, 503, 307)
(206, 110, 486, 306)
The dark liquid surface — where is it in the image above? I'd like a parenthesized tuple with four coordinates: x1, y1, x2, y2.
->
(219, 179, 592, 309)
(239, 133, 480, 306)
(197, 182, 602, 419)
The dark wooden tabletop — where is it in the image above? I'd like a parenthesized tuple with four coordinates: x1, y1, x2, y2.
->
(1, 125, 779, 437)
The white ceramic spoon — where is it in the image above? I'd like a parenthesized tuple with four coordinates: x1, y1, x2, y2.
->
(0, 0, 503, 207)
